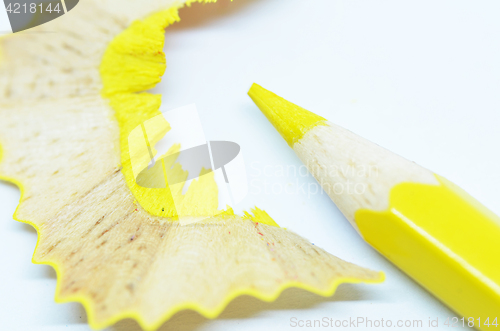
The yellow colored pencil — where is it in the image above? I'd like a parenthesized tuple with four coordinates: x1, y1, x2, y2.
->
(249, 83, 500, 330)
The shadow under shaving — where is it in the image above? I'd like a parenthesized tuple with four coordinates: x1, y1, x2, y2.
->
(112, 284, 372, 331)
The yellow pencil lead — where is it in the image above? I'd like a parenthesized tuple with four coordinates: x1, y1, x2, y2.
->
(248, 83, 326, 147)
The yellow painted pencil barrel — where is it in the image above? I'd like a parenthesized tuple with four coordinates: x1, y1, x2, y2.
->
(249, 83, 500, 330)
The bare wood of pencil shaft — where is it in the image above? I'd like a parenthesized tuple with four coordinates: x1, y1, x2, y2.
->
(293, 122, 438, 231)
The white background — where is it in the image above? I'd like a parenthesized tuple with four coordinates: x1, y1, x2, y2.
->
(1, 0, 500, 330)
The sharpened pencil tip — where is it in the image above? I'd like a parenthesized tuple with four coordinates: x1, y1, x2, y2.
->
(248, 83, 326, 147)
